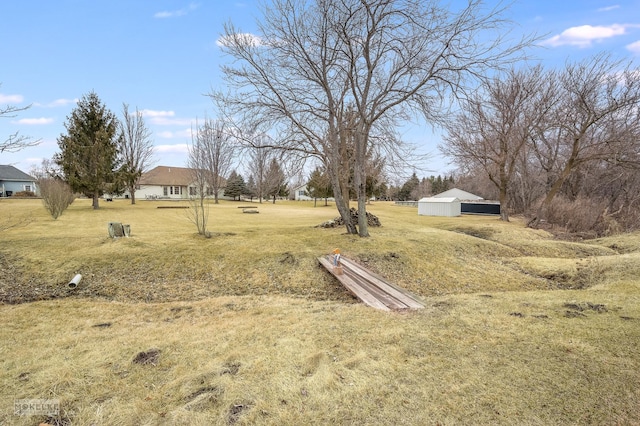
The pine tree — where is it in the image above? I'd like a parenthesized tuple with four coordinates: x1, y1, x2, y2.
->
(307, 166, 333, 206)
(55, 92, 120, 209)
(265, 158, 287, 204)
(224, 171, 246, 201)
(246, 175, 257, 202)
(398, 172, 419, 201)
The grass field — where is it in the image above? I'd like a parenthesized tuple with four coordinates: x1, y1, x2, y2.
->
(1, 198, 639, 425)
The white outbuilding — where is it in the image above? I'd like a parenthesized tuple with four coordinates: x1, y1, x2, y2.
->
(418, 197, 461, 217)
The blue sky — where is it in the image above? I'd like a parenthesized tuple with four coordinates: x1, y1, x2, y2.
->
(1, 0, 639, 179)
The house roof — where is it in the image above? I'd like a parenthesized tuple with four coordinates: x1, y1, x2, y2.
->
(138, 166, 194, 186)
(433, 188, 483, 201)
(0, 165, 36, 182)
(418, 197, 460, 203)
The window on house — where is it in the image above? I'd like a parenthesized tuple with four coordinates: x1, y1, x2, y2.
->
(174, 186, 181, 195)
(298, 190, 305, 196)
(24, 185, 31, 192)
(163, 186, 168, 196)
(189, 187, 196, 196)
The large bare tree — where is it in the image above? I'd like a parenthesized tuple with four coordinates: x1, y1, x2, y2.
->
(1, 83, 40, 154)
(213, 0, 534, 236)
(528, 54, 640, 227)
(118, 104, 155, 204)
(442, 66, 556, 221)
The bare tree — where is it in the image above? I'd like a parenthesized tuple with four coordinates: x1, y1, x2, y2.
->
(1, 83, 40, 154)
(213, 0, 535, 236)
(186, 130, 210, 237)
(442, 66, 555, 221)
(194, 118, 235, 203)
(118, 104, 155, 204)
(528, 54, 640, 227)
(246, 134, 273, 203)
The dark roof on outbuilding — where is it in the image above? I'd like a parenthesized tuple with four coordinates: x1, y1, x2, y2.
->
(0, 165, 36, 181)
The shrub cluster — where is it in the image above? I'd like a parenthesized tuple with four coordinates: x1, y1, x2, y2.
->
(12, 191, 36, 197)
(38, 178, 76, 219)
(530, 195, 639, 238)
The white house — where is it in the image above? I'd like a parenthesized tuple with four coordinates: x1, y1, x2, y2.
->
(292, 184, 312, 201)
(418, 197, 461, 217)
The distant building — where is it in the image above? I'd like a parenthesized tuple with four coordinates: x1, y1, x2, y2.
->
(432, 187, 500, 215)
(131, 166, 231, 200)
(418, 197, 461, 217)
(0, 165, 37, 196)
(292, 184, 311, 201)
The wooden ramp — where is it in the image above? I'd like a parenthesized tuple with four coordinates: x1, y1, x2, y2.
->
(318, 255, 425, 311)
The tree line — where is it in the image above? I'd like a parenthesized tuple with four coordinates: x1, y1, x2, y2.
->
(442, 54, 640, 235)
(7, 0, 639, 238)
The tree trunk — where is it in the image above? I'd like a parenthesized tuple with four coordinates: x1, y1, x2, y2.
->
(130, 185, 136, 205)
(354, 129, 369, 237)
(329, 162, 356, 234)
(498, 182, 509, 222)
(530, 156, 577, 228)
(92, 191, 100, 209)
(354, 163, 369, 237)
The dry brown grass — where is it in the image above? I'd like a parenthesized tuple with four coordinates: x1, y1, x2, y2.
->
(1, 198, 640, 424)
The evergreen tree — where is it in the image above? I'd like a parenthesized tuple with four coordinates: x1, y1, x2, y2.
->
(224, 170, 246, 201)
(55, 92, 120, 209)
(307, 166, 333, 206)
(398, 172, 419, 201)
(246, 175, 257, 202)
(265, 158, 288, 203)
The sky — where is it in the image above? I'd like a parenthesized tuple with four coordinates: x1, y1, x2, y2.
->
(1, 0, 639, 180)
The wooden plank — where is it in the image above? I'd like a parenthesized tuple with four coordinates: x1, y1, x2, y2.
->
(343, 268, 410, 310)
(340, 258, 425, 308)
(318, 257, 391, 311)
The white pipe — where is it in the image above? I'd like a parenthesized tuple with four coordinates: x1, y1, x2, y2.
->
(68, 274, 82, 289)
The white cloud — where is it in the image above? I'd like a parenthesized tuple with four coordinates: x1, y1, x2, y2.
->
(0, 93, 24, 104)
(149, 117, 194, 126)
(627, 40, 640, 54)
(34, 98, 78, 108)
(157, 129, 193, 139)
(216, 33, 263, 48)
(15, 117, 54, 125)
(597, 5, 620, 12)
(154, 2, 199, 19)
(140, 109, 175, 117)
(157, 131, 175, 139)
(154, 143, 189, 153)
(543, 24, 631, 48)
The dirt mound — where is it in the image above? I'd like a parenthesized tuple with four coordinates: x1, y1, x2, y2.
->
(318, 208, 381, 228)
